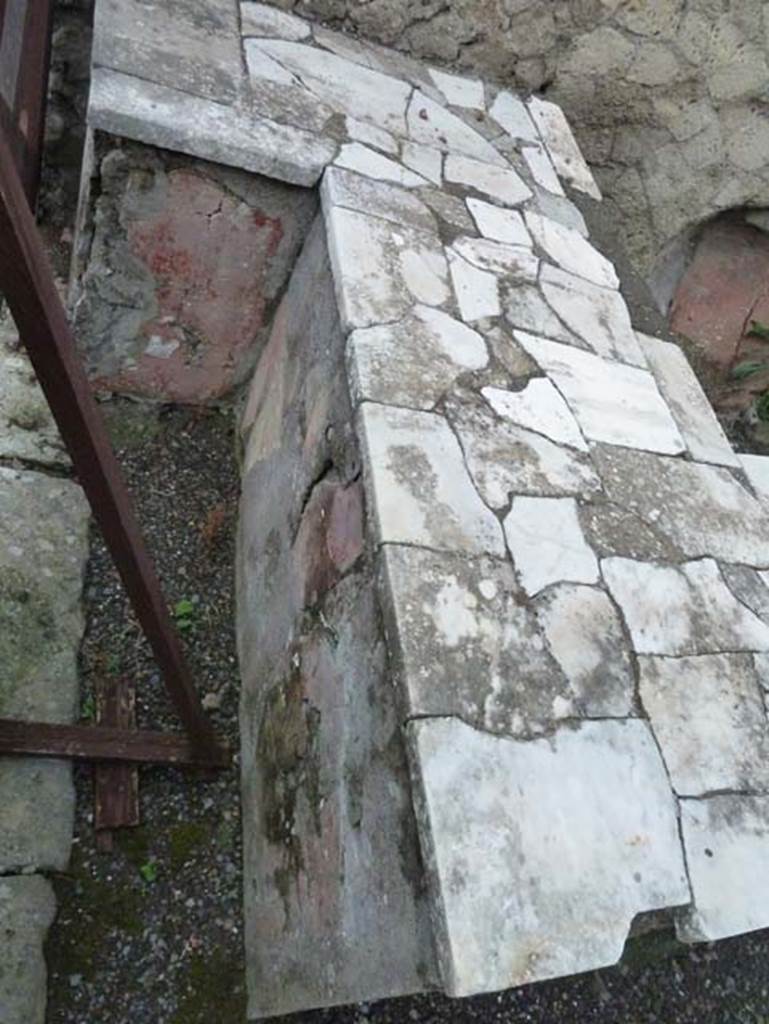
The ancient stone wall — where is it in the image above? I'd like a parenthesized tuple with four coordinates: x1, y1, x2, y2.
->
(273, 0, 769, 290)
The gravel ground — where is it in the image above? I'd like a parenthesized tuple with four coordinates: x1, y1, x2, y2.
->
(43, 396, 769, 1024)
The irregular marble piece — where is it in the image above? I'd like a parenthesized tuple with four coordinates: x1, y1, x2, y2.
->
(345, 117, 398, 154)
(481, 380, 587, 451)
(722, 564, 769, 624)
(522, 142, 564, 197)
(444, 154, 532, 206)
(532, 187, 588, 236)
(402, 142, 443, 185)
(592, 445, 769, 567)
(407, 91, 506, 166)
(505, 496, 599, 596)
(89, 68, 337, 187)
(381, 546, 576, 735)
(322, 167, 435, 232)
(447, 397, 601, 507)
(241, 2, 312, 40)
(251, 38, 411, 135)
(0, 876, 56, 1024)
(485, 325, 539, 378)
(639, 333, 740, 468)
(451, 237, 539, 282)
(580, 500, 685, 564)
(525, 211, 619, 289)
(739, 453, 769, 507)
(488, 90, 539, 142)
(534, 584, 634, 716)
(526, 96, 602, 200)
(409, 717, 690, 997)
(334, 143, 427, 188)
(515, 331, 685, 455)
(639, 653, 769, 796)
(447, 251, 500, 321)
(467, 199, 531, 246)
(504, 284, 577, 344)
(347, 306, 487, 409)
(677, 796, 769, 943)
(540, 264, 645, 366)
(419, 189, 475, 232)
(358, 403, 504, 556)
(245, 39, 301, 84)
(601, 557, 769, 656)
(325, 206, 449, 330)
(428, 69, 485, 110)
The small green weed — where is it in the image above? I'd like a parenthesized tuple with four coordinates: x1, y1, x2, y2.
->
(747, 320, 769, 342)
(173, 598, 196, 633)
(139, 860, 158, 883)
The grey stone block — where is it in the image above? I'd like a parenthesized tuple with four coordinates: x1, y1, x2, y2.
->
(0, 876, 56, 1024)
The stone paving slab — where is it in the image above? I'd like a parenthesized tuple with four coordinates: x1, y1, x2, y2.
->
(0, 876, 56, 1024)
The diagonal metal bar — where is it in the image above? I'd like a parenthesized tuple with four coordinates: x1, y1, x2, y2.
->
(0, 127, 223, 763)
(0, 718, 230, 767)
(13, 0, 54, 202)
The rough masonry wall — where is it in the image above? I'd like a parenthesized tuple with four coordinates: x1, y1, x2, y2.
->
(271, 0, 769, 287)
(236, 217, 437, 1018)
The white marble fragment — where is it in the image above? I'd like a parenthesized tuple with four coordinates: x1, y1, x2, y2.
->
(444, 154, 532, 207)
(348, 306, 487, 409)
(345, 116, 398, 154)
(467, 199, 531, 246)
(252, 39, 411, 134)
(739, 453, 769, 508)
(325, 206, 448, 330)
(241, 2, 311, 40)
(505, 496, 599, 596)
(601, 557, 769, 656)
(488, 90, 539, 142)
(534, 584, 635, 716)
(407, 91, 506, 165)
(522, 143, 565, 197)
(449, 401, 601, 507)
(358, 403, 504, 556)
(514, 331, 685, 455)
(447, 251, 500, 321)
(322, 167, 435, 231)
(504, 285, 576, 343)
(482, 380, 587, 451)
(639, 653, 769, 795)
(525, 211, 619, 289)
(244, 39, 300, 84)
(678, 796, 769, 943)
(527, 96, 602, 200)
(540, 264, 645, 365)
(409, 717, 690, 996)
(335, 143, 427, 188)
(401, 142, 443, 185)
(428, 68, 485, 110)
(452, 236, 538, 281)
(639, 333, 740, 468)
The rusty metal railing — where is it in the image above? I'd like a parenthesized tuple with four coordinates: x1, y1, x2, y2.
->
(0, 3, 228, 823)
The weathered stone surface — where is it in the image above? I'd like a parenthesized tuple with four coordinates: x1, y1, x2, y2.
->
(0, 876, 56, 1024)
(515, 332, 685, 456)
(538, 265, 645, 366)
(447, 250, 500, 321)
(402, 142, 443, 185)
(0, 467, 87, 872)
(639, 333, 740, 468)
(489, 90, 538, 142)
(521, 142, 564, 197)
(481, 380, 587, 451)
(321, 167, 435, 231)
(89, 68, 338, 187)
(334, 142, 427, 187)
(428, 68, 484, 109)
(739, 453, 769, 508)
(444, 154, 532, 206)
(722, 564, 769, 624)
(241, 2, 312, 40)
(504, 284, 577, 343)
(678, 796, 769, 943)
(526, 96, 601, 200)
(592, 446, 769, 567)
(451, 236, 538, 283)
(504, 496, 599, 597)
(467, 198, 531, 246)
(0, 320, 68, 467)
(409, 717, 689, 997)
(359, 402, 504, 554)
(534, 584, 635, 717)
(580, 500, 685, 564)
(525, 211, 618, 289)
(448, 396, 601, 507)
(407, 91, 505, 165)
(345, 117, 398, 155)
(381, 545, 579, 734)
(602, 557, 769, 656)
(347, 306, 487, 409)
(325, 206, 448, 330)
(640, 654, 769, 795)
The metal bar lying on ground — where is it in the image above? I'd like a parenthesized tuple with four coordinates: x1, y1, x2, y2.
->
(0, 127, 225, 767)
(95, 677, 140, 850)
(0, 718, 230, 768)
